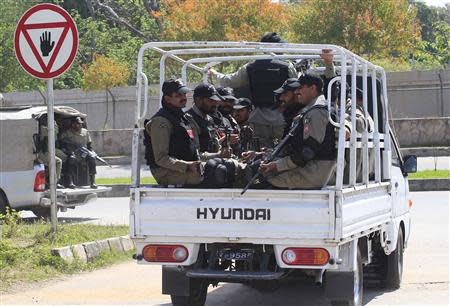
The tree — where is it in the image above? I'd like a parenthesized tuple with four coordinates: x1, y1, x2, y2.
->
(414, 21, 450, 69)
(82, 54, 131, 128)
(162, 0, 289, 41)
(411, 1, 449, 42)
(288, 0, 421, 59)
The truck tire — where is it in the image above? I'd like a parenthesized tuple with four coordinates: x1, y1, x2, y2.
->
(170, 278, 208, 306)
(0, 192, 9, 215)
(31, 207, 51, 220)
(331, 249, 363, 306)
(385, 228, 404, 290)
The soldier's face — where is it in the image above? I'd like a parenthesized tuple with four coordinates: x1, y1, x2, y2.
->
(165, 92, 188, 108)
(198, 97, 218, 114)
(233, 108, 250, 124)
(279, 90, 297, 110)
(72, 122, 82, 131)
(295, 84, 317, 105)
(218, 99, 234, 115)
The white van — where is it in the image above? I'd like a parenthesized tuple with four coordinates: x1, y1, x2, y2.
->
(0, 105, 110, 218)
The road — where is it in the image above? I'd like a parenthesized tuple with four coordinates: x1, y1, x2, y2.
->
(10, 191, 450, 305)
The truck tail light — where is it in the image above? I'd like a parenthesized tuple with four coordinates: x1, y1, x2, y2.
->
(34, 170, 46, 192)
(281, 247, 329, 266)
(408, 199, 413, 208)
(142, 245, 188, 263)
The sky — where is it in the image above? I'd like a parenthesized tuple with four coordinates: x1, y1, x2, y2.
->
(422, 0, 449, 6)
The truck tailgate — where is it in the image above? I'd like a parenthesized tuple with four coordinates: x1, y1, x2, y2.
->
(131, 188, 335, 242)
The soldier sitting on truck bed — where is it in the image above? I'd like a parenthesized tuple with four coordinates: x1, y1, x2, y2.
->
(59, 117, 97, 188)
(37, 115, 66, 189)
(144, 79, 203, 186)
(256, 74, 337, 189)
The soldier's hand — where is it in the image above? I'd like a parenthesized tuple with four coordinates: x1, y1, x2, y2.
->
(229, 134, 239, 145)
(219, 147, 231, 158)
(345, 127, 351, 140)
(260, 162, 278, 174)
(207, 68, 217, 77)
(242, 151, 257, 162)
(320, 49, 334, 65)
(187, 161, 201, 176)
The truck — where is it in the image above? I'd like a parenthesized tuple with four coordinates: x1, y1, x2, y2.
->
(128, 42, 418, 306)
(0, 105, 110, 219)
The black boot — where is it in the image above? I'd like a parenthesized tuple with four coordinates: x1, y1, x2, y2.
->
(66, 176, 76, 189)
(90, 175, 97, 189)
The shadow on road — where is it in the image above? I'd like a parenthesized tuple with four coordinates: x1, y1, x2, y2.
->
(157, 279, 389, 306)
(20, 216, 98, 224)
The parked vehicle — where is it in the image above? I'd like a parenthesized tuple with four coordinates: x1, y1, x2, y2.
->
(0, 105, 110, 218)
(128, 42, 417, 306)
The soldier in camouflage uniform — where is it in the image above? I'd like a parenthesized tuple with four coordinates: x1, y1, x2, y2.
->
(60, 117, 97, 188)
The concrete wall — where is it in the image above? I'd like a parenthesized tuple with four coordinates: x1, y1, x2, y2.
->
(387, 69, 450, 118)
(90, 117, 450, 157)
(2, 69, 449, 130)
(391, 117, 450, 147)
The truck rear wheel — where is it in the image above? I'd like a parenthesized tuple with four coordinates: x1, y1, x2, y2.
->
(170, 278, 208, 306)
(330, 249, 363, 306)
(385, 228, 404, 289)
(0, 192, 8, 215)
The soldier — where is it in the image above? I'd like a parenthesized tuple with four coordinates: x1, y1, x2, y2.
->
(215, 87, 240, 155)
(232, 98, 253, 128)
(273, 78, 304, 137)
(60, 116, 97, 188)
(208, 32, 297, 148)
(187, 83, 231, 160)
(37, 115, 65, 188)
(259, 74, 336, 189)
(144, 79, 202, 186)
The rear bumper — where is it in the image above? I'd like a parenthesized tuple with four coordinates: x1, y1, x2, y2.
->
(186, 269, 286, 281)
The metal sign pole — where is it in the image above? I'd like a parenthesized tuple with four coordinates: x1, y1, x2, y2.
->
(47, 78, 57, 232)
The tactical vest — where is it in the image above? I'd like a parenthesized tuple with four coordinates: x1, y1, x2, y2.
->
(144, 107, 198, 168)
(288, 105, 336, 161)
(187, 109, 220, 153)
(246, 59, 290, 108)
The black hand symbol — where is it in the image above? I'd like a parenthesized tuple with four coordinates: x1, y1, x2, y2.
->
(40, 31, 55, 57)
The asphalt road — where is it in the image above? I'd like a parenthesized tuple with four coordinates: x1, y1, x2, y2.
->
(10, 191, 450, 305)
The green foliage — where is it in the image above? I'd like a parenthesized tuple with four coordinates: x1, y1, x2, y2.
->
(409, 169, 450, 179)
(0, 222, 130, 290)
(1, 0, 448, 92)
(288, 0, 420, 59)
(0, 208, 22, 238)
(414, 21, 450, 69)
(82, 54, 130, 90)
(96, 176, 157, 185)
(412, 1, 449, 42)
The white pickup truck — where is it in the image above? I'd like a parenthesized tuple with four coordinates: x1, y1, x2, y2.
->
(0, 105, 110, 218)
(128, 42, 418, 306)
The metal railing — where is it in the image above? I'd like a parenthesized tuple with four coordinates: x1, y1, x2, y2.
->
(132, 42, 391, 191)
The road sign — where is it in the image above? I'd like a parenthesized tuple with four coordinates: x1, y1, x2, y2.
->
(14, 3, 78, 79)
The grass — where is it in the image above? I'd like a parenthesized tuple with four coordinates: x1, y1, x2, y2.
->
(0, 210, 132, 291)
(97, 176, 156, 185)
(409, 170, 450, 179)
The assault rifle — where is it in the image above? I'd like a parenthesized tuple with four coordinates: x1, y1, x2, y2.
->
(60, 139, 112, 167)
(241, 119, 301, 195)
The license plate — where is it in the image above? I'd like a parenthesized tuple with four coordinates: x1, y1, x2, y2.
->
(217, 248, 254, 261)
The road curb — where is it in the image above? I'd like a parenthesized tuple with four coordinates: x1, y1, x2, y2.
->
(51, 236, 135, 263)
(99, 179, 450, 197)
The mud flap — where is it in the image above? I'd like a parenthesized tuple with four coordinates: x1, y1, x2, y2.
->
(162, 266, 190, 296)
(324, 271, 355, 300)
